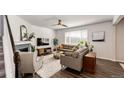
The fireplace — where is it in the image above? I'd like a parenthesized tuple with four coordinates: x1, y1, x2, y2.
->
(15, 41, 31, 52)
(19, 47, 29, 52)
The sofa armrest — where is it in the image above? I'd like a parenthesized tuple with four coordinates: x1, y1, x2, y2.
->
(78, 49, 89, 59)
(60, 54, 83, 71)
(61, 54, 82, 63)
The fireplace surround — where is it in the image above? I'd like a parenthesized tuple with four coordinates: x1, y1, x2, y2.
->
(15, 41, 31, 52)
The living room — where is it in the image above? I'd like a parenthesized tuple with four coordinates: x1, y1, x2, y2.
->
(2, 15, 124, 78)
(1, 1, 124, 93)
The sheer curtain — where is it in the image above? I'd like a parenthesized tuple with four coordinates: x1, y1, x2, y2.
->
(65, 29, 88, 45)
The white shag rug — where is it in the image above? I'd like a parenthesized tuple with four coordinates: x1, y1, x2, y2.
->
(36, 54, 61, 78)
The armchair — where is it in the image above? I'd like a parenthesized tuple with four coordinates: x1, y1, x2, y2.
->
(19, 52, 34, 76)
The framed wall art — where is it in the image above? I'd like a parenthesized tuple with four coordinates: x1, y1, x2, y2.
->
(20, 25, 28, 41)
(92, 31, 105, 42)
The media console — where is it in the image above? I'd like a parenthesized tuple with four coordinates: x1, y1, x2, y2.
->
(37, 46, 52, 56)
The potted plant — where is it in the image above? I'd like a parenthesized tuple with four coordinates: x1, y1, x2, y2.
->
(28, 32, 35, 41)
(87, 42, 94, 52)
(27, 32, 36, 52)
(31, 45, 35, 52)
(78, 40, 87, 47)
(53, 38, 58, 51)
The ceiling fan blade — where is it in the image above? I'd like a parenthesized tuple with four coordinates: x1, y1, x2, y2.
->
(50, 24, 58, 26)
(50, 19, 68, 28)
(62, 24, 68, 27)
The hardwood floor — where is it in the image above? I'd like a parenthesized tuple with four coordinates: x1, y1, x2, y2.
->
(51, 59, 124, 78)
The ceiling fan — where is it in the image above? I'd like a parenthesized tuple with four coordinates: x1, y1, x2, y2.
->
(52, 19, 68, 27)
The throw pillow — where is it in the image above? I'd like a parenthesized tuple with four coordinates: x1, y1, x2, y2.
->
(72, 47, 87, 58)
(72, 46, 77, 51)
(72, 51, 79, 58)
(77, 47, 87, 53)
(60, 44, 64, 49)
(63, 44, 69, 49)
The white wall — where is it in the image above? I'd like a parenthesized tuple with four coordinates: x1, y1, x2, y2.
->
(88, 22, 115, 60)
(116, 18, 124, 62)
(8, 16, 31, 42)
(56, 21, 115, 60)
(8, 16, 55, 46)
(31, 25, 55, 46)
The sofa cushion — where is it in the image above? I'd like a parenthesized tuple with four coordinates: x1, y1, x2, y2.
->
(68, 45, 74, 49)
(72, 47, 77, 51)
(72, 45, 79, 51)
(60, 48, 74, 52)
(78, 47, 87, 52)
(72, 47, 87, 58)
(64, 52, 73, 57)
(63, 44, 69, 49)
(72, 51, 79, 58)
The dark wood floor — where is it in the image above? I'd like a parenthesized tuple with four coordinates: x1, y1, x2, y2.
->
(51, 59, 124, 78)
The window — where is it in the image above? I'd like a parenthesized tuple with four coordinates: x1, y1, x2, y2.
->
(65, 30, 88, 45)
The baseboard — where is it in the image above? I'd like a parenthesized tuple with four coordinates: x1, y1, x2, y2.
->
(96, 57, 114, 62)
(115, 60, 124, 63)
(97, 57, 124, 63)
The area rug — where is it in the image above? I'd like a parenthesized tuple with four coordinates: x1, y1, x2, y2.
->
(36, 54, 61, 78)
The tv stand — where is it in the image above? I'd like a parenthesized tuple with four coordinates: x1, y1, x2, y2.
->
(37, 46, 52, 56)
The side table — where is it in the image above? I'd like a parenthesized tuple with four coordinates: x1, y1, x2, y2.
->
(83, 52, 96, 73)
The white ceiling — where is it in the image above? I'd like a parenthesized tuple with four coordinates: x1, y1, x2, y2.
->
(18, 15, 113, 30)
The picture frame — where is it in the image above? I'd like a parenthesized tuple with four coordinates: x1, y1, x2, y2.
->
(92, 31, 105, 42)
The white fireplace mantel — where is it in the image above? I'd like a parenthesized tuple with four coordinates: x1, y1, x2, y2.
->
(15, 41, 32, 46)
(15, 41, 32, 52)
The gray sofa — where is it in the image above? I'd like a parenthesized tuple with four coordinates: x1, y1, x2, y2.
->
(60, 47, 89, 71)
(58, 44, 76, 52)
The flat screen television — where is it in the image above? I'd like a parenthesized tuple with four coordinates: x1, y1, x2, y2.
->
(37, 38, 49, 46)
